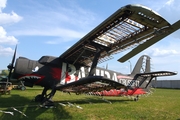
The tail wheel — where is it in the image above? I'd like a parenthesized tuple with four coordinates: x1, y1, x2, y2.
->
(134, 95, 139, 101)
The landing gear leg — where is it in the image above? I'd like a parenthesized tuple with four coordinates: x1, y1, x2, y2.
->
(34, 87, 57, 108)
(41, 88, 56, 108)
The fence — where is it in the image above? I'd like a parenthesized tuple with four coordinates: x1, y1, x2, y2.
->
(152, 80, 180, 89)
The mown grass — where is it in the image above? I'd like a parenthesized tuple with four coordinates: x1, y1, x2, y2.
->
(0, 87, 180, 120)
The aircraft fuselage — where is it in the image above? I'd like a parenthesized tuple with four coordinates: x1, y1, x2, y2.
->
(12, 56, 139, 89)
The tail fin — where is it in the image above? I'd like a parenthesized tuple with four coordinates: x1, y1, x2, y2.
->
(130, 55, 151, 76)
(127, 55, 177, 96)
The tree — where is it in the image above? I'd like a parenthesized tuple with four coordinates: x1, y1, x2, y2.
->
(0, 69, 9, 76)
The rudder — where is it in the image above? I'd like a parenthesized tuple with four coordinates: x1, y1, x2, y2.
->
(130, 55, 151, 76)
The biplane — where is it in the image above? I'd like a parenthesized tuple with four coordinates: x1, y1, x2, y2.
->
(6, 4, 179, 107)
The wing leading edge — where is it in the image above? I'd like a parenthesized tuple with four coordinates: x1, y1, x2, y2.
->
(59, 4, 176, 66)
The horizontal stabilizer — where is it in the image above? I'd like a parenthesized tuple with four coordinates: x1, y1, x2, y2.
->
(137, 71, 177, 77)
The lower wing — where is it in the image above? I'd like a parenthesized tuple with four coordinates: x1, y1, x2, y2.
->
(56, 76, 125, 94)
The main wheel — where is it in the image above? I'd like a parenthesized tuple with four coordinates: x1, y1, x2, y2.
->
(34, 94, 45, 102)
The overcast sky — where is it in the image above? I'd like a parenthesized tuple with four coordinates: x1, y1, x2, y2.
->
(0, 0, 180, 80)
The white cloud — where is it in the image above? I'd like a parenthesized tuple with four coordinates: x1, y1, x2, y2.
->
(6, 1, 98, 45)
(0, 0, 20, 56)
(0, 45, 14, 56)
(12, 27, 86, 38)
(0, 11, 23, 25)
(0, 0, 22, 25)
(166, 0, 174, 5)
(0, 0, 6, 12)
(144, 37, 180, 58)
(158, 0, 180, 23)
(149, 48, 179, 57)
(0, 26, 18, 45)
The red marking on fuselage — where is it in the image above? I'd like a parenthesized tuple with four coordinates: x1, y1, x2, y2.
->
(75, 76, 78, 81)
(51, 68, 62, 81)
(117, 75, 132, 79)
(65, 72, 71, 83)
(94, 88, 146, 96)
(34, 75, 45, 84)
(126, 88, 146, 95)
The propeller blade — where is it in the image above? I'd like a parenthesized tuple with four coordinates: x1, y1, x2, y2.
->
(7, 45, 17, 80)
(11, 45, 17, 69)
(5, 45, 17, 93)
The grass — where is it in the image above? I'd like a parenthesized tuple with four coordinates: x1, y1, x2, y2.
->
(0, 87, 180, 120)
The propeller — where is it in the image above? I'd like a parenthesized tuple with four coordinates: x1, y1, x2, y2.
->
(7, 45, 17, 80)
(5, 45, 17, 92)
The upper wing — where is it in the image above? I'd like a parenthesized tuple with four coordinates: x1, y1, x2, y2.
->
(56, 76, 125, 93)
(59, 4, 176, 66)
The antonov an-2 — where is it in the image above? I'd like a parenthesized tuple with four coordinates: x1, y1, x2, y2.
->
(6, 4, 179, 107)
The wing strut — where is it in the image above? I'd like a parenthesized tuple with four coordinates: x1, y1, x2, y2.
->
(88, 44, 108, 76)
(88, 47, 101, 76)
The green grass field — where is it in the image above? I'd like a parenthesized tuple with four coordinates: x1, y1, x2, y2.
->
(0, 87, 180, 120)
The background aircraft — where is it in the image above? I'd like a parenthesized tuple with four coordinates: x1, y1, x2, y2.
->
(0, 70, 26, 91)
(5, 4, 179, 107)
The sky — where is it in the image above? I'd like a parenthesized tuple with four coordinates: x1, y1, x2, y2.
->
(0, 0, 180, 80)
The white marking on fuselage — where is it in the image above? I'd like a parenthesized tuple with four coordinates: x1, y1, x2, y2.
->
(60, 62, 67, 84)
(32, 66, 39, 72)
(60, 63, 139, 87)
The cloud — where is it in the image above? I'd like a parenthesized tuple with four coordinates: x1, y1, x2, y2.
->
(0, 45, 14, 56)
(12, 27, 86, 38)
(0, 0, 20, 56)
(165, 0, 174, 5)
(6, 1, 99, 45)
(149, 48, 179, 57)
(0, 0, 6, 12)
(0, 26, 18, 45)
(0, 11, 23, 25)
(0, 0, 22, 25)
(144, 37, 180, 57)
(158, 0, 180, 23)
